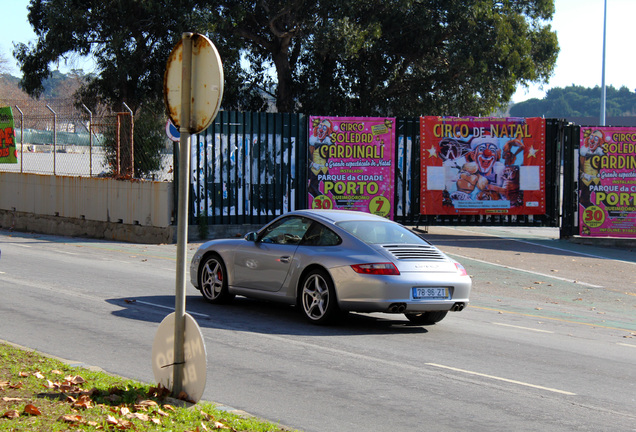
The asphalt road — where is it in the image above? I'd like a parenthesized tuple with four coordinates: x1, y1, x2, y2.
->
(1, 226, 635, 432)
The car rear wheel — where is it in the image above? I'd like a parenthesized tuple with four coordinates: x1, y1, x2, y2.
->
(404, 311, 448, 325)
(300, 269, 339, 324)
(199, 254, 234, 304)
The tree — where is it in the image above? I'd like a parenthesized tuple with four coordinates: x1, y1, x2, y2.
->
(213, 0, 559, 116)
(16, 0, 558, 117)
(14, 0, 210, 112)
(510, 85, 636, 118)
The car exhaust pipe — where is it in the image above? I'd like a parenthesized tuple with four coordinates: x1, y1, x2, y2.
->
(388, 303, 407, 313)
(451, 302, 465, 312)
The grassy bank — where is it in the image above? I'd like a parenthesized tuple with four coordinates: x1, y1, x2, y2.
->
(0, 342, 294, 431)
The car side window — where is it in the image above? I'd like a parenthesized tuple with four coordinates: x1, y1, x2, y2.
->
(259, 216, 311, 245)
(301, 223, 341, 246)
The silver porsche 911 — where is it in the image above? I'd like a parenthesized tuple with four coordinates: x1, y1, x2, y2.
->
(190, 209, 471, 325)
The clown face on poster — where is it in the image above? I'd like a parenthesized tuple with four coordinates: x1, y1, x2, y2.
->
(308, 116, 395, 219)
(420, 116, 546, 215)
(579, 127, 636, 237)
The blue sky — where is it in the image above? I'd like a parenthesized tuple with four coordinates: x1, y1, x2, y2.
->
(2, 0, 634, 103)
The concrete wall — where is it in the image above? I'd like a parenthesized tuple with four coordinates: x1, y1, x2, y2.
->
(0, 172, 175, 243)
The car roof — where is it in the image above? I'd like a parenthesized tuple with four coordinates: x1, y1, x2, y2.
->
(289, 209, 390, 224)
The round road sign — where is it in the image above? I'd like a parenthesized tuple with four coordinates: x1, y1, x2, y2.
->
(151, 312, 207, 402)
(164, 33, 223, 134)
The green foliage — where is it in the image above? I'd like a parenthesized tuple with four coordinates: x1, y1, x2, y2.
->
(510, 85, 636, 118)
(210, 0, 560, 116)
(101, 101, 168, 179)
(15, 0, 559, 117)
(14, 0, 210, 112)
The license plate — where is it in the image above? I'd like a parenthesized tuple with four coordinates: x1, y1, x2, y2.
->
(412, 287, 449, 300)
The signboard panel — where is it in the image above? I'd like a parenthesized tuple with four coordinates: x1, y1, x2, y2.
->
(0, 107, 17, 164)
(420, 116, 546, 216)
(308, 116, 395, 219)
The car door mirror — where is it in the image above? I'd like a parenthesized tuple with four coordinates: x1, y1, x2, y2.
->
(244, 232, 258, 242)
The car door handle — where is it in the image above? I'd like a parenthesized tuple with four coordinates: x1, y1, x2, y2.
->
(277, 256, 291, 263)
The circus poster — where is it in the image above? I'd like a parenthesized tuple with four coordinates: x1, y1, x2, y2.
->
(420, 116, 546, 216)
(308, 116, 395, 219)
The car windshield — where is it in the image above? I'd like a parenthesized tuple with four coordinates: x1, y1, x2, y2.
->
(337, 220, 426, 245)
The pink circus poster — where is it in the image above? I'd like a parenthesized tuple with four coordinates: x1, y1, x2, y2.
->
(308, 116, 395, 219)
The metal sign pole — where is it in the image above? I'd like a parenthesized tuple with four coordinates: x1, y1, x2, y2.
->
(173, 32, 193, 396)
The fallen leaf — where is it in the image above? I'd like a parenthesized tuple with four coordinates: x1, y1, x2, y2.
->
(66, 375, 86, 385)
(58, 414, 84, 423)
(2, 397, 23, 402)
(19, 371, 29, 377)
(136, 399, 158, 408)
(34, 372, 45, 379)
(24, 404, 42, 416)
(201, 410, 214, 421)
(163, 404, 176, 412)
(73, 395, 92, 409)
(132, 412, 150, 421)
(118, 419, 134, 429)
(2, 410, 20, 419)
(106, 415, 119, 425)
(51, 369, 63, 375)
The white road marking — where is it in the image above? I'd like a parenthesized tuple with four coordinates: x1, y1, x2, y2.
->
(202, 320, 577, 397)
(134, 300, 209, 318)
(448, 226, 636, 265)
(491, 322, 554, 333)
(425, 363, 576, 395)
(617, 343, 636, 348)
(450, 253, 603, 288)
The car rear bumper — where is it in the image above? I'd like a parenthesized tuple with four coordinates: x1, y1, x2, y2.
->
(330, 266, 472, 313)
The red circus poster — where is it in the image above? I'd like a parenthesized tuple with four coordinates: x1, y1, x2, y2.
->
(420, 116, 546, 216)
(308, 116, 395, 219)
(579, 127, 636, 237)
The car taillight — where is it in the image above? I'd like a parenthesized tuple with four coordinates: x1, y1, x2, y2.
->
(454, 262, 468, 276)
(351, 263, 400, 275)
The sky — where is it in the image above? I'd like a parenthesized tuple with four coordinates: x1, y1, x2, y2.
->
(1, 0, 634, 103)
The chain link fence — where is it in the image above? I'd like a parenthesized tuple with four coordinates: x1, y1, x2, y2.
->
(0, 99, 174, 181)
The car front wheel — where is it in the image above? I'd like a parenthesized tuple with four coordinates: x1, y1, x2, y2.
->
(404, 311, 448, 325)
(300, 269, 339, 324)
(199, 254, 234, 304)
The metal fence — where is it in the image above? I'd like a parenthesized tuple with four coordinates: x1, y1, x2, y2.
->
(188, 112, 566, 228)
(2, 105, 571, 230)
(0, 99, 173, 181)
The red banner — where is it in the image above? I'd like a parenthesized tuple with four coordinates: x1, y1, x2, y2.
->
(420, 116, 546, 216)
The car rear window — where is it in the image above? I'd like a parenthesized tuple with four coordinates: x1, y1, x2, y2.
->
(337, 220, 426, 245)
